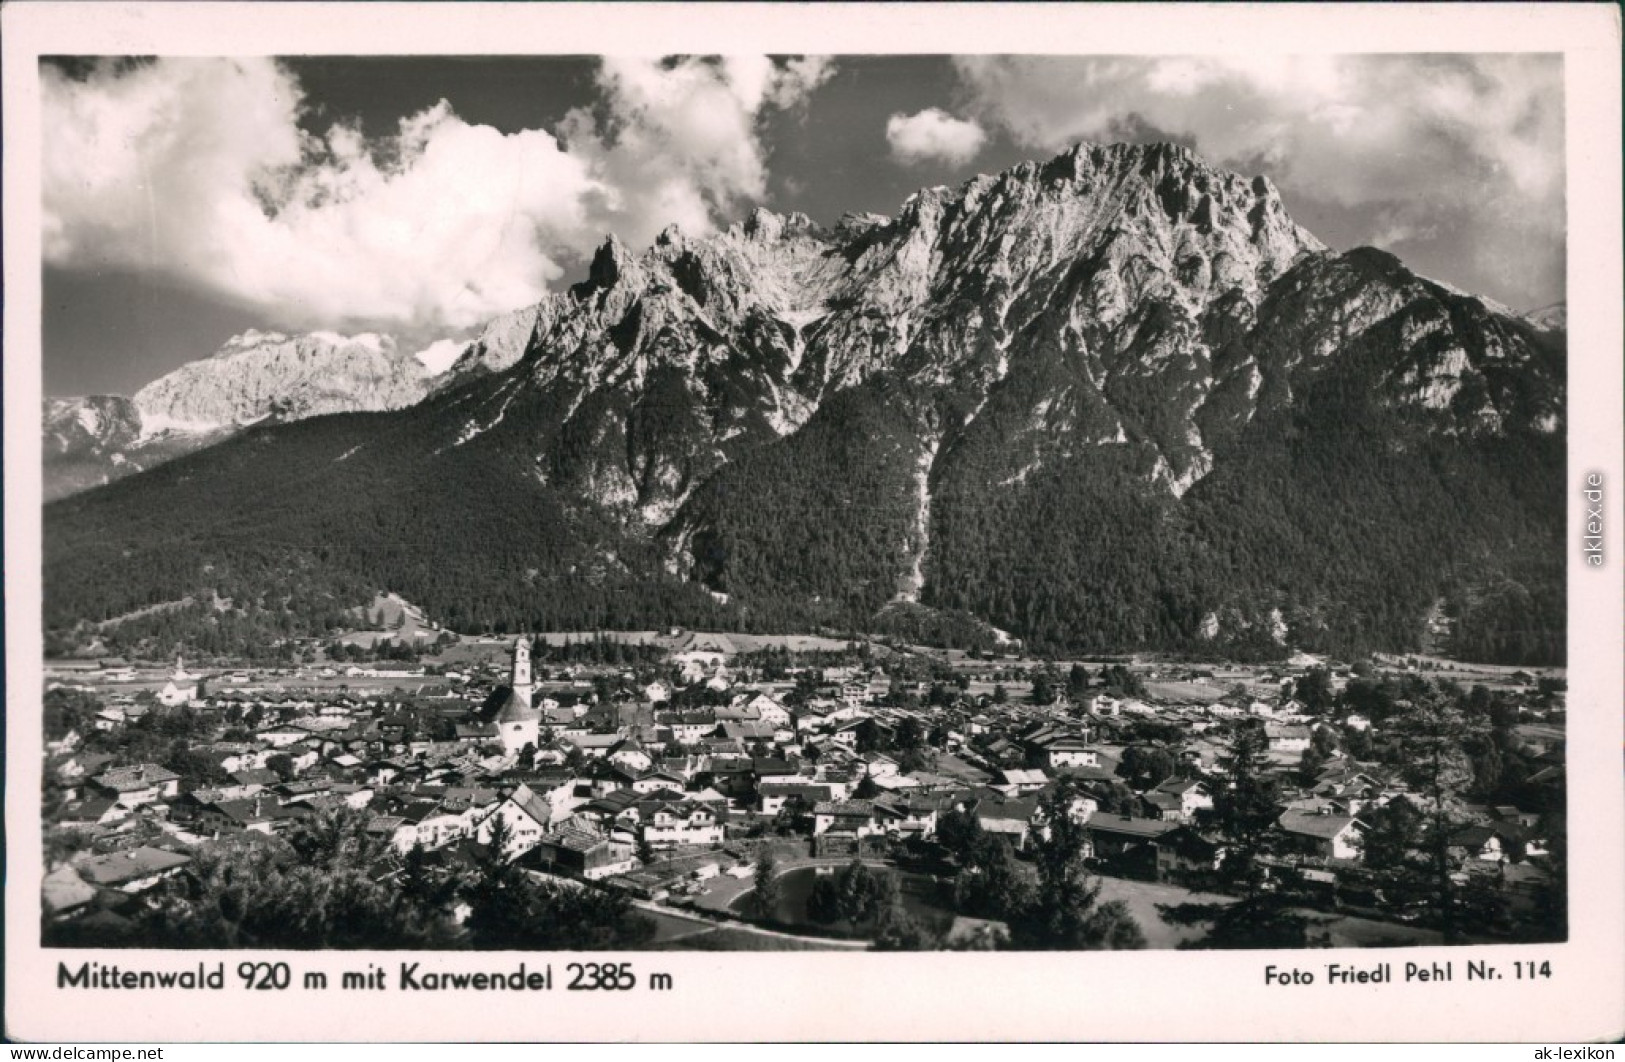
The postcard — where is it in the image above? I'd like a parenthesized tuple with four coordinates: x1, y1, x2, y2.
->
(5, 1, 1621, 1043)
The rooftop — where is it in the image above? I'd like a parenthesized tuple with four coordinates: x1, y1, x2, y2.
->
(1084, 814, 1180, 839)
(75, 846, 191, 886)
(94, 764, 179, 790)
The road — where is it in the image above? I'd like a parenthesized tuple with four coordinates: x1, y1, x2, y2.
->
(631, 898, 868, 949)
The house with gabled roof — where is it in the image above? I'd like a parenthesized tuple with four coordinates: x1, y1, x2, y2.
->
(275, 778, 333, 804)
(750, 756, 799, 787)
(759, 780, 842, 816)
(91, 764, 180, 807)
(577, 787, 644, 827)
(736, 692, 792, 728)
(584, 760, 643, 796)
(455, 721, 500, 745)
(873, 795, 946, 838)
(827, 719, 866, 751)
(1147, 777, 1213, 821)
(365, 814, 416, 852)
(47, 750, 113, 783)
(1152, 826, 1226, 879)
(399, 799, 471, 850)
(655, 709, 720, 744)
(42, 865, 99, 920)
(58, 796, 127, 828)
(811, 800, 884, 838)
(630, 769, 689, 795)
(640, 800, 725, 849)
(471, 783, 554, 858)
(972, 796, 1040, 849)
(1276, 807, 1364, 861)
(996, 768, 1049, 795)
(1026, 732, 1102, 772)
(528, 819, 633, 879)
(713, 700, 761, 724)
(1265, 724, 1312, 754)
(198, 794, 302, 836)
(860, 751, 901, 779)
(564, 732, 623, 759)
(1141, 790, 1185, 820)
(74, 846, 190, 892)
(199, 743, 270, 775)
(607, 736, 654, 773)
(1082, 814, 1181, 861)
(1450, 818, 1541, 862)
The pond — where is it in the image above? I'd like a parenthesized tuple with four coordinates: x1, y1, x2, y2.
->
(730, 864, 957, 936)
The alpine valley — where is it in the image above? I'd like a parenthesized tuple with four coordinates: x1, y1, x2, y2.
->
(44, 142, 1567, 665)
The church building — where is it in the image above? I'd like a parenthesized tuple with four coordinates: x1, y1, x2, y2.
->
(494, 638, 542, 754)
(157, 655, 199, 708)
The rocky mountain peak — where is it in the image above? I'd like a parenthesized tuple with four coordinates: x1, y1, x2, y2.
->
(574, 234, 639, 298)
(740, 206, 822, 243)
(131, 329, 431, 433)
(835, 211, 890, 237)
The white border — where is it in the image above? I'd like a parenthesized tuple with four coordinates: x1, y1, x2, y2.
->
(5, 2, 1621, 1043)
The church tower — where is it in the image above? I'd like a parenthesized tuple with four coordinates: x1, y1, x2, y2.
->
(496, 637, 540, 755)
(511, 637, 534, 710)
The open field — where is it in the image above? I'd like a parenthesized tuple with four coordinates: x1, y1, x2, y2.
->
(1144, 679, 1226, 703)
(1372, 652, 1564, 682)
(338, 593, 438, 646)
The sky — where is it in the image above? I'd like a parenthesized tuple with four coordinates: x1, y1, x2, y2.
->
(41, 54, 1565, 397)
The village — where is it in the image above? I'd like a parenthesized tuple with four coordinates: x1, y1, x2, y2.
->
(40, 624, 1569, 950)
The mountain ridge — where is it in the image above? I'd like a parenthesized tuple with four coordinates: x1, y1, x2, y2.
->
(43, 140, 1566, 664)
(45, 329, 455, 500)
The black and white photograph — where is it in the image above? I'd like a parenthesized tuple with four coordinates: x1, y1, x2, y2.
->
(5, 1, 1622, 1045)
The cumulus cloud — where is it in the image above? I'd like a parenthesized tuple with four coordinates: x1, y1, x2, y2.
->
(557, 55, 832, 249)
(886, 107, 987, 165)
(952, 55, 1565, 306)
(42, 55, 834, 339)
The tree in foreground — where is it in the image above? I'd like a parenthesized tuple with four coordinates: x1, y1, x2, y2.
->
(806, 860, 897, 929)
(1200, 723, 1280, 896)
(952, 833, 1030, 921)
(1521, 811, 1567, 943)
(1158, 894, 1333, 950)
(935, 808, 984, 864)
(1389, 689, 1480, 943)
(871, 903, 938, 951)
(134, 808, 452, 949)
(464, 816, 655, 950)
(1006, 781, 1146, 951)
(752, 846, 782, 921)
(1361, 797, 1424, 875)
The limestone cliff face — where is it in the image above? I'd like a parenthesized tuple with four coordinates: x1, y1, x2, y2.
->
(132, 330, 430, 429)
(421, 141, 1553, 534)
(423, 143, 1339, 524)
